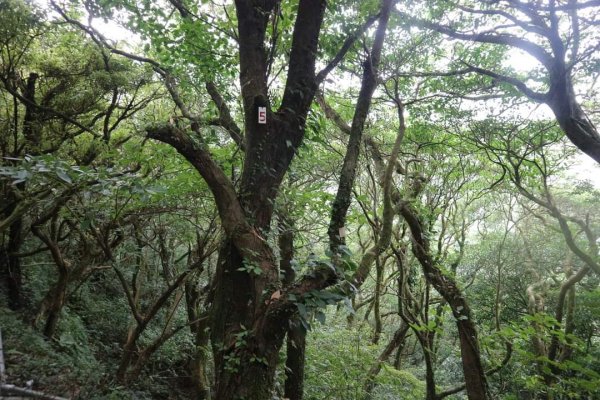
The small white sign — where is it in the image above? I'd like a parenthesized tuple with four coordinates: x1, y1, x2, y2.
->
(339, 226, 346, 238)
(258, 107, 267, 124)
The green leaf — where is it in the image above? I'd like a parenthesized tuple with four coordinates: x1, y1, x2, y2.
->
(315, 311, 326, 325)
(297, 303, 307, 318)
(57, 169, 72, 184)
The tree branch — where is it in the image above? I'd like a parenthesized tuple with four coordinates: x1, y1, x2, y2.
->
(145, 124, 245, 237)
(280, 0, 327, 114)
(327, 0, 394, 251)
(315, 12, 381, 85)
(399, 11, 555, 68)
(205, 81, 245, 150)
(462, 63, 548, 102)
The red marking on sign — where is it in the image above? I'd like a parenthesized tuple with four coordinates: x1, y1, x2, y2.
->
(258, 107, 267, 124)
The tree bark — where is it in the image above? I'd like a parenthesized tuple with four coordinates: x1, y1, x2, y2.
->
(284, 321, 306, 400)
(185, 279, 211, 400)
(398, 202, 491, 400)
(40, 271, 68, 338)
(0, 211, 24, 310)
(0, 72, 43, 309)
(546, 64, 600, 164)
(327, 0, 394, 251)
(372, 256, 384, 345)
(279, 211, 306, 400)
(30, 225, 70, 339)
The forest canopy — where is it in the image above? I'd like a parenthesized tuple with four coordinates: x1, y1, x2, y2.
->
(0, 0, 599, 399)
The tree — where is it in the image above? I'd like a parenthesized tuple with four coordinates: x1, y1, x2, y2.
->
(49, 0, 396, 397)
(0, 0, 153, 315)
(2, 1, 599, 399)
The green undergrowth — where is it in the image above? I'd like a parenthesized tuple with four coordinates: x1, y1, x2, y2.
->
(0, 303, 192, 399)
(303, 311, 428, 400)
(0, 305, 99, 398)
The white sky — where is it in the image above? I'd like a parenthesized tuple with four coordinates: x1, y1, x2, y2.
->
(565, 154, 600, 187)
(93, 18, 134, 43)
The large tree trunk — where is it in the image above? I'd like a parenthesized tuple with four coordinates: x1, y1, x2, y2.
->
(284, 321, 307, 400)
(39, 271, 69, 338)
(210, 242, 266, 399)
(209, 1, 330, 397)
(209, 232, 336, 399)
(371, 257, 384, 344)
(210, 244, 288, 398)
(185, 280, 211, 400)
(547, 71, 600, 164)
(278, 211, 307, 400)
(1, 72, 43, 309)
(0, 213, 24, 310)
(422, 338, 437, 400)
(148, 0, 391, 396)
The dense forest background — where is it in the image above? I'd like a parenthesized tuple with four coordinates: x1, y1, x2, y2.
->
(1, 0, 599, 399)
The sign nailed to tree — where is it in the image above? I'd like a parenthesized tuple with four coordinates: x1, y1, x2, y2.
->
(258, 107, 267, 124)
